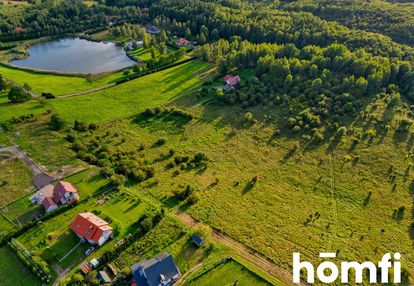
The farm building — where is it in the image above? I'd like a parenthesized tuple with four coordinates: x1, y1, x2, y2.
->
(224, 75, 241, 87)
(71, 212, 113, 246)
(131, 252, 180, 286)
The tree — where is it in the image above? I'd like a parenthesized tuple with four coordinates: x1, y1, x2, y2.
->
(49, 114, 65, 131)
(8, 86, 31, 103)
(159, 42, 167, 55)
(150, 46, 157, 59)
(0, 74, 7, 91)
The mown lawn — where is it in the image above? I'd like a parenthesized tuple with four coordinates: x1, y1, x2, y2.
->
(48, 60, 211, 123)
(185, 259, 271, 286)
(0, 152, 33, 207)
(0, 64, 124, 96)
(0, 246, 42, 286)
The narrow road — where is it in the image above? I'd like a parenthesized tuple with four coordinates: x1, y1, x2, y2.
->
(174, 210, 306, 286)
(56, 83, 116, 98)
(0, 146, 45, 175)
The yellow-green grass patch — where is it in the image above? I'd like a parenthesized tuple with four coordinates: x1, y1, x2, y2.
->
(48, 60, 211, 123)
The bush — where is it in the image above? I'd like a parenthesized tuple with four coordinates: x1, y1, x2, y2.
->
(8, 86, 31, 103)
(155, 137, 167, 146)
(49, 114, 65, 131)
(244, 112, 254, 122)
(110, 174, 126, 186)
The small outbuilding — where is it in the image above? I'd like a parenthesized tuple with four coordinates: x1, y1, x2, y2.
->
(191, 234, 205, 247)
(98, 271, 112, 284)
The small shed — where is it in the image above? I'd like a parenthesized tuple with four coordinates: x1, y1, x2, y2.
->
(98, 271, 112, 284)
(191, 234, 205, 247)
(90, 258, 99, 268)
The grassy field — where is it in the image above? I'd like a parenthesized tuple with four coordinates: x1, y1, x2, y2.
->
(0, 64, 124, 96)
(0, 151, 33, 207)
(0, 246, 42, 286)
(0, 99, 47, 123)
(72, 91, 414, 281)
(48, 60, 212, 123)
(10, 113, 81, 171)
(185, 259, 271, 286)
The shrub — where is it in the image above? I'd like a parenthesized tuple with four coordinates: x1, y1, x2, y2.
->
(49, 114, 65, 131)
(337, 126, 347, 137)
(155, 137, 167, 146)
(8, 86, 31, 103)
(244, 112, 254, 122)
(110, 174, 126, 186)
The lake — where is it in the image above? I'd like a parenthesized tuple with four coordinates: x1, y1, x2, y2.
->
(11, 38, 136, 74)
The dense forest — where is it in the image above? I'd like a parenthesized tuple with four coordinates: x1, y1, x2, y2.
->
(281, 0, 414, 46)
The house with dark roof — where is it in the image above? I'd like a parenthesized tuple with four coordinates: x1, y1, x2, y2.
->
(71, 212, 113, 246)
(146, 26, 160, 35)
(131, 252, 180, 286)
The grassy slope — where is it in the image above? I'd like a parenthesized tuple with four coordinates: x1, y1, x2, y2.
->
(0, 99, 47, 123)
(0, 246, 41, 286)
(48, 60, 211, 123)
(84, 93, 413, 280)
(0, 153, 33, 207)
(0, 65, 124, 96)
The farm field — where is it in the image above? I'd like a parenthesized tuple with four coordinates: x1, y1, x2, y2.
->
(0, 151, 33, 207)
(0, 64, 124, 96)
(0, 246, 42, 286)
(48, 60, 212, 123)
(74, 92, 414, 278)
(185, 259, 272, 286)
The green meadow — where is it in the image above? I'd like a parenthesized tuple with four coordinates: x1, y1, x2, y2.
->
(0, 64, 123, 96)
(73, 91, 414, 279)
(48, 60, 211, 123)
(0, 99, 47, 123)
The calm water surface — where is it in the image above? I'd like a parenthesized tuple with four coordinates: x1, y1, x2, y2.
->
(11, 38, 136, 74)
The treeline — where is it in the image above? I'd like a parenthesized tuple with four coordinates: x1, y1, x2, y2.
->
(281, 0, 414, 47)
(0, 0, 145, 42)
(147, 0, 414, 62)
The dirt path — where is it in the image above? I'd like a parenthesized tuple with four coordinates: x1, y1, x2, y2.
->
(56, 83, 116, 98)
(0, 146, 45, 175)
(174, 210, 307, 286)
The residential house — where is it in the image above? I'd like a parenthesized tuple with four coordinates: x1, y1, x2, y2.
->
(42, 197, 58, 213)
(131, 252, 181, 286)
(71, 212, 113, 246)
(224, 75, 241, 87)
(146, 26, 160, 35)
(175, 38, 190, 47)
(53, 181, 79, 205)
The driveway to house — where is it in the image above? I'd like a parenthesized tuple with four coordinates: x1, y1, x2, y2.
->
(0, 146, 45, 175)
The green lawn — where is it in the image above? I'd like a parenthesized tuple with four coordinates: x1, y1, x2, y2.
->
(48, 60, 211, 123)
(186, 259, 271, 286)
(0, 215, 15, 239)
(0, 130, 9, 145)
(0, 151, 33, 207)
(0, 100, 47, 123)
(0, 246, 42, 286)
(0, 64, 124, 96)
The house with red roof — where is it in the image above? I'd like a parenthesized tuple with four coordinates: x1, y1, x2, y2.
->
(71, 212, 113, 246)
(53, 181, 79, 205)
(42, 197, 58, 213)
(224, 75, 241, 87)
(175, 38, 190, 47)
